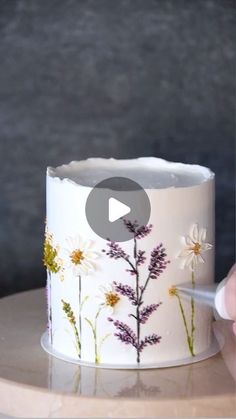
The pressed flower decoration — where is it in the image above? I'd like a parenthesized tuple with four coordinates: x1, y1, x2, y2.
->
(43, 228, 63, 344)
(62, 234, 100, 359)
(103, 219, 170, 364)
(178, 223, 213, 270)
(64, 235, 99, 276)
(43, 231, 62, 274)
(170, 223, 213, 357)
(96, 284, 120, 314)
(85, 284, 120, 364)
(61, 299, 81, 357)
(44, 215, 214, 365)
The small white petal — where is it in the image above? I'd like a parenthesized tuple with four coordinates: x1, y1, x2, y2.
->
(79, 240, 88, 250)
(66, 236, 78, 249)
(98, 285, 108, 293)
(106, 284, 113, 293)
(96, 296, 105, 304)
(191, 223, 199, 243)
(199, 228, 206, 243)
(198, 254, 205, 264)
(82, 259, 94, 268)
(107, 306, 113, 315)
(185, 236, 195, 246)
(85, 240, 95, 250)
(201, 242, 213, 251)
(179, 257, 188, 269)
(185, 252, 195, 268)
(180, 236, 188, 246)
(85, 251, 99, 260)
(178, 248, 194, 258)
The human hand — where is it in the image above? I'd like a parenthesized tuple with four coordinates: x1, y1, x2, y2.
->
(225, 264, 236, 335)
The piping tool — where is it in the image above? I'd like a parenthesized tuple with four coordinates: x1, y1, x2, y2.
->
(177, 278, 233, 320)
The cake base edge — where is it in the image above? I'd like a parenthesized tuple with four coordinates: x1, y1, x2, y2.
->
(40, 331, 222, 370)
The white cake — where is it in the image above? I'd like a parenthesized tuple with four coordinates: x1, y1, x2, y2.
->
(43, 157, 215, 367)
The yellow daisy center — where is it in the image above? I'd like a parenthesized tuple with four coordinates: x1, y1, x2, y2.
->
(192, 242, 201, 255)
(168, 286, 178, 297)
(105, 292, 120, 307)
(70, 249, 84, 265)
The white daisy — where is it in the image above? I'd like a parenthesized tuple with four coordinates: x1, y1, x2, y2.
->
(96, 284, 120, 314)
(63, 235, 100, 276)
(178, 223, 213, 270)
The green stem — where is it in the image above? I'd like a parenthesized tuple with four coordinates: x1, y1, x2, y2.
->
(49, 272, 53, 345)
(85, 307, 103, 364)
(95, 307, 102, 363)
(79, 275, 82, 354)
(190, 265, 195, 352)
(73, 323, 81, 357)
(176, 294, 194, 356)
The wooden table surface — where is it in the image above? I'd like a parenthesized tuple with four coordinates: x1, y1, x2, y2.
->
(0, 289, 235, 418)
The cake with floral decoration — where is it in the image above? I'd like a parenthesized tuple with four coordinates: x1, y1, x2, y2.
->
(42, 157, 215, 367)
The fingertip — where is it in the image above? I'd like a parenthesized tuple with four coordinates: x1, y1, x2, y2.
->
(227, 263, 236, 278)
(233, 322, 236, 336)
(224, 268, 236, 320)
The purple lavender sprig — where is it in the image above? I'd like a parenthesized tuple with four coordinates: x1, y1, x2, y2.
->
(108, 318, 162, 352)
(123, 220, 153, 239)
(102, 242, 128, 260)
(103, 240, 137, 275)
(108, 318, 138, 347)
(139, 334, 162, 351)
(123, 220, 139, 234)
(135, 225, 153, 239)
(104, 220, 170, 363)
(148, 244, 170, 279)
(137, 250, 146, 266)
(125, 267, 136, 276)
(139, 303, 162, 324)
(113, 282, 138, 305)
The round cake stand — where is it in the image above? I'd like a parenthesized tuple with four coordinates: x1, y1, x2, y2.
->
(0, 289, 235, 418)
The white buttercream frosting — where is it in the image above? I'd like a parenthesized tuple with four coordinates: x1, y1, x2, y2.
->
(47, 157, 214, 189)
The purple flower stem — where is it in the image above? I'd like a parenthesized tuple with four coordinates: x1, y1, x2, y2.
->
(139, 273, 151, 305)
(124, 256, 137, 275)
(134, 237, 141, 363)
(115, 238, 151, 363)
(129, 313, 138, 320)
(106, 223, 169, 364)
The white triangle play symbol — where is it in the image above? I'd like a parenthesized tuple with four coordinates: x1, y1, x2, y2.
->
(108, 197, 131, 223)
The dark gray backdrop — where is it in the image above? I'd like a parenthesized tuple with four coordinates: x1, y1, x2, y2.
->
(0, 0, 235, 297)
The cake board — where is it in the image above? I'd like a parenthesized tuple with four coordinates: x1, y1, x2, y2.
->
(0, 289, 235, 418)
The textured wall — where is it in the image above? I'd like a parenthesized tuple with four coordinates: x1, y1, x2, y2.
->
(0, 0, 235, 297)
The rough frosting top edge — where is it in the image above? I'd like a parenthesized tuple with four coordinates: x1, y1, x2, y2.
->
(47, 157, 215, 190)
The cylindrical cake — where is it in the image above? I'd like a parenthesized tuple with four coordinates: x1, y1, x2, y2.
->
(43, 157, 215, 367)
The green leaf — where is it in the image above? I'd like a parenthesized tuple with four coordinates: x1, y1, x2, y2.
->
(80, 295, 89, 311)
(99, 333, 111, 350)
(85, 317, 94, 331)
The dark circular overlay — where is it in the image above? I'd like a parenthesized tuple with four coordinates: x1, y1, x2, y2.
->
(85, 177, 151, 242)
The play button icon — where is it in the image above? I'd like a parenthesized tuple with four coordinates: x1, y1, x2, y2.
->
(85, 177, 151, 242)
(108, 198, 130, 223)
